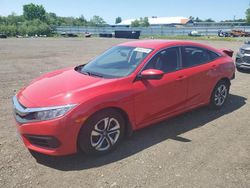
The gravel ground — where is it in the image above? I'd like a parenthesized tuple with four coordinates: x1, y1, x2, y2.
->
(0, 38, 249, 188)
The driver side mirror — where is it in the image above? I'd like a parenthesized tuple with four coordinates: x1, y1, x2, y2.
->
(138, 69, 164, 80)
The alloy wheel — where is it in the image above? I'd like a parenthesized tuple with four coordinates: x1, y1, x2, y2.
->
(214, 84, 228, 106)
(90, 117, 121, 151)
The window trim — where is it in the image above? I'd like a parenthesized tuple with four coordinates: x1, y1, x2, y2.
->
(179, 46, 222, 70)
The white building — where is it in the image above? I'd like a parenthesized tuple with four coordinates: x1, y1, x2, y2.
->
(116, 16, 193, 27)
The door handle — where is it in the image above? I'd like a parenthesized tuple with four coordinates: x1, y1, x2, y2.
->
(176, 75, 186, 81)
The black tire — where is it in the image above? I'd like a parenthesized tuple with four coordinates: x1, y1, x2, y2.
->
(78, 109, 125, 156)
(209, 80, 230, 110)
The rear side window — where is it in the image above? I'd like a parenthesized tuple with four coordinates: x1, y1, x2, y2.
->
(181, 46, 219, 68)
(207, 50, 220, 61)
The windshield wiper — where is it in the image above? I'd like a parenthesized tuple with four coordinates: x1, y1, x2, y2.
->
(89, 72, 103, 78)
(81, 70, 103, 78)
(81, 70, 90, 76)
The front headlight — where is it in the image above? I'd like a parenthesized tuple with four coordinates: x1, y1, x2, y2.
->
(34, 104, 76, 121)
(13, 95, 77, 123)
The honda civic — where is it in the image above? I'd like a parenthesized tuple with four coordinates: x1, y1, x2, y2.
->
(12, 40, 235, 156)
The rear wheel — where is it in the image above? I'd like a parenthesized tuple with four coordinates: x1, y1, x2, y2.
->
(209, 80, 229, 109)
(78, 109, 125, 155)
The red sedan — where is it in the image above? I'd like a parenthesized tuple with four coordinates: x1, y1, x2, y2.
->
(12, 40, 235, 156)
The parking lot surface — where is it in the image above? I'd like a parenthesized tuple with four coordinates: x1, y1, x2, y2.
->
(0, 38, 249, 188)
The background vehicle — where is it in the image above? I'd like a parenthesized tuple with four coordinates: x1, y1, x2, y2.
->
(12, 40, 235, 156)
(236, 40, 250, 70)
(218, 30, 250, 37)
(61, 32, 78, 37)
(231, 30, 250, 37)
(0, 33, 7, 38)
(188, 30, 201, 37)
(218, 30, 231, 37)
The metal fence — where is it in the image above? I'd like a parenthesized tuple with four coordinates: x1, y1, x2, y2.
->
(55, 25, 250, 36)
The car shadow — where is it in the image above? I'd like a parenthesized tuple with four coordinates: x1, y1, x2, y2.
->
(30, 94, 247, 171)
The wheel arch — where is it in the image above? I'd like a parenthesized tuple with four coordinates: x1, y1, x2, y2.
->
(208, 77, 231, 107)
(105, 107, 134, 137)
(219, 77, 231, 87)
(211, 77, 231, 95)
(76, 106, 133, 153)
(77, 106, 133, 145)
(208, 77, 231, 103)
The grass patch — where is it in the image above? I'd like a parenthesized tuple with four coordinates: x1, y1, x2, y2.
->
(141, 35, 248, 42)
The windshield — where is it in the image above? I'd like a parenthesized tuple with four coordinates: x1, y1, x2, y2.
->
(80, 46, 153, 78)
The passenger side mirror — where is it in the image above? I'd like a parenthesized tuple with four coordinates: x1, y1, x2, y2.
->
(138, 69, 164, 80)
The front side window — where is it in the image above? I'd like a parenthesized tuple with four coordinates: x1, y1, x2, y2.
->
(80, 46, 153, 78)
(144, 47, 179, 73)
(181, 46, 219, 68)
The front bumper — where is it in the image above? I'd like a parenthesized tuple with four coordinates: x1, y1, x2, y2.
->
(12, 96, 83, 156)
(236, 53, 250, 69)
(24, 134, 61, 149)
(14, 117, 81, 156)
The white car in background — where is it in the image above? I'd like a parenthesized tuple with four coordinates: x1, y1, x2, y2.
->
(236, 40, 250, 71)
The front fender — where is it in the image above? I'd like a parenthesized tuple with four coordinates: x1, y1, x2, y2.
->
(71, 90, 136, 130)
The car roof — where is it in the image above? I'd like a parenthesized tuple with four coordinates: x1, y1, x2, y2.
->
(120, 40, 219, 52)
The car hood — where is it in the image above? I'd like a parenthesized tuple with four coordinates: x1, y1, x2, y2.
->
(17, 67, 117, 107)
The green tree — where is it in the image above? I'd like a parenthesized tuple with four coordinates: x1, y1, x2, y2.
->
(115, 17, 122, 24)
(23, 3, 46, 21)
(131, 17, 150, 27)
(131, 19, 140, 27)
(195, 17, 203, 22)
(45, 12, 58, 25)
(71, 15, 88, 26)
(246, 8, 250, 23)
(189, 16, 195, 21)
(141, 17, 150, 27)
(7, 12, 18, 24)
(222, 18, 246, 22)
(79, 15, 87, 24)
(89, 15, 106, 26)
(0, 24, 17, 36)
(204, 18, 215, 22)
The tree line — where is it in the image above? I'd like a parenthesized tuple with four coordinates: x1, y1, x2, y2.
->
(0, 3, 107, 37)
(1, 3, 250, 37)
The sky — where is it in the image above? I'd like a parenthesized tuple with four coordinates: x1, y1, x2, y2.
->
(0, 0, 249, 24)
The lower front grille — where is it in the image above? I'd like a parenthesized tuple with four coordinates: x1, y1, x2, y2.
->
(243, 56, 250, 64)
(24, 135, 60, 149)
(244, 50, 250, 54)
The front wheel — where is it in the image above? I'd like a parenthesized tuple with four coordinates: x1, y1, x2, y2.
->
(209, 80, 229, 109)
(78, 109, 125, 155)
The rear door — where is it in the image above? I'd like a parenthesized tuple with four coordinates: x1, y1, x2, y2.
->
(180, 46, 221, 108)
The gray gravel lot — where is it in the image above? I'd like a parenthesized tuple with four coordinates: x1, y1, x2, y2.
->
(0, 38, 249, 188)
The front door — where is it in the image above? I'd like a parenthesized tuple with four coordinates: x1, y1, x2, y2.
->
(133, 47, 188, 128)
